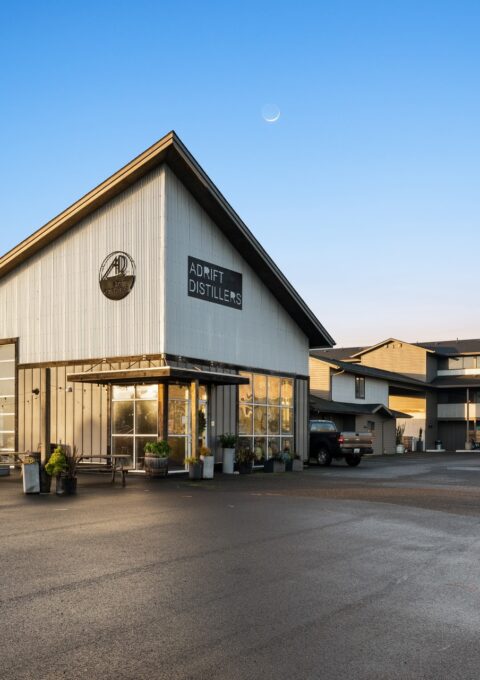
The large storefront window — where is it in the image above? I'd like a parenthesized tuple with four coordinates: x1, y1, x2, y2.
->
(238, 372, 294, 461)
(112, 382, 208, 471)
(112, 384, 158, 468)
(0, 343, 16, 452)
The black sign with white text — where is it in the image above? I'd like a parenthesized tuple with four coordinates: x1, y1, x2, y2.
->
(188, 256, 242, 310)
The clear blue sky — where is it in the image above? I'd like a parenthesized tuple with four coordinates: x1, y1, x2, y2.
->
(1, 1, 479, 346)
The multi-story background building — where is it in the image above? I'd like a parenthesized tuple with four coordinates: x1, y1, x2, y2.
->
(311, 338, 480, 452)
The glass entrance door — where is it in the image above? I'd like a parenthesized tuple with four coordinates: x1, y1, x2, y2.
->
(168, 384, 191, 469)
(167, 384, 208, 470)
(111, 384, 158, 469)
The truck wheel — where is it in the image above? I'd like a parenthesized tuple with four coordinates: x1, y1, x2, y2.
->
(317, 448, 332, 466)
(345, 454, 361, 467)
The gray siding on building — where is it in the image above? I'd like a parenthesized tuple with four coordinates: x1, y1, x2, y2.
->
(165, 168, 309, 375)
(425, 391, 438, 450)
(1, 167, 167, 365)
(438, 421, 466, 451)
(208, 384, 237, 463)
(295, 378, 309, 460)
(19, 364, 109, 455)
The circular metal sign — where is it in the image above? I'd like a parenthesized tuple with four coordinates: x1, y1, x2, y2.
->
(99, 251, 136, 300)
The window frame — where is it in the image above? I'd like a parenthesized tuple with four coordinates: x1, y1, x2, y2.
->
(355, 376, 366, 400)
(238, 372, 294, 460)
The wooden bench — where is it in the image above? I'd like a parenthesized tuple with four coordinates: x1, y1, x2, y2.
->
(77, 454, 131, 487)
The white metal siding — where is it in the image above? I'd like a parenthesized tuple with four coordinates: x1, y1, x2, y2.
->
(164, 168, 309, 375)
(332, 373, 388, 405)
(0, 167, 166, 364)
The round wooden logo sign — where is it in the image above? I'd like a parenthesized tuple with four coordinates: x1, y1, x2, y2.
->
(99, 251, 136, 300)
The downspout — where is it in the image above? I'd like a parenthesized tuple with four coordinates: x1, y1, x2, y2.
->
(466, 386, 470, 447)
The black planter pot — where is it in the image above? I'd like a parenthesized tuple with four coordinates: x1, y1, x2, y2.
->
(188, 462, 203, 480)
(39, 467, 52, 493)
(56, 475, 77, 496)
(65, 477, 77, 494)
(238, 461, 253, 474)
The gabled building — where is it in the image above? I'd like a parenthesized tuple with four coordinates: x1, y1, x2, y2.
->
(309, 354, 423, 454)
(0, 131, 334, 468)
(312, 337, 480, 452)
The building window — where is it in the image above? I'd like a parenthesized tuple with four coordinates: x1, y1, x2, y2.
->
(238, 372, 294, 461)
(355, 376, 365, 399)
(0, 343, 16, 452)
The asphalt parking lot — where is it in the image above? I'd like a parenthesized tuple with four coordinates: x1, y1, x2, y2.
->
(2, 453, 480, 680)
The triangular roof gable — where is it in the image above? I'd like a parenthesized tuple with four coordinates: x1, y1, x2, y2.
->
(350, 338, 436, 358)
(310, 354, 427, 388)
(0, 131, 334, 348)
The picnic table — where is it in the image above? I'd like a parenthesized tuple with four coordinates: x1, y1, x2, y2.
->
(77, 454, 131, 487)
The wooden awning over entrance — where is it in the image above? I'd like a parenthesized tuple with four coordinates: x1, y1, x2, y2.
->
(67, 365, 249, 386)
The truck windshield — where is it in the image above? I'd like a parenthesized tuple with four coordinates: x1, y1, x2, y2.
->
(310, 421, 336, 432)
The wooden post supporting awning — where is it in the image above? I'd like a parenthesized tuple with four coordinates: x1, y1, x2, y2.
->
(66, 365, 249, 386)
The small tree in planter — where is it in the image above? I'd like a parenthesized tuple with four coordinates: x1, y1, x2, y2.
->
(45, 445, 78, 495)
(219, 433, 236, 474)
(236, 446, 256, 474)
(144, 440, 170, 478)
(199, 446, 214, 479)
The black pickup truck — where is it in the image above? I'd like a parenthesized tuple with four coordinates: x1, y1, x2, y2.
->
(309, 419, 374, 467)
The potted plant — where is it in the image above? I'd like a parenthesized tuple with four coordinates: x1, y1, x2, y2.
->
(235, 446, 256, 474)
(200, 445, 214, 479)
(264, 453, 287, 473)
(198, 409, 207, 445)
(291, 453, 303, 472)
(285, 451, 303, 472)
(416, 428, 424, 452)
(20, 452, 41, 494)
(185, 455, 203, 480)
(219, 433, 236, 474)
(144, 440, 170, 478)
(45, 445, 78, 495)
(396, 425, 406, 454)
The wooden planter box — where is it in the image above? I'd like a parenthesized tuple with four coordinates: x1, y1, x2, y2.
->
(144, 455, 169, 478)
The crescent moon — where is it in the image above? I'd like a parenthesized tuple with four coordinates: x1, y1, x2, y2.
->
(262, 104, 281, 123)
